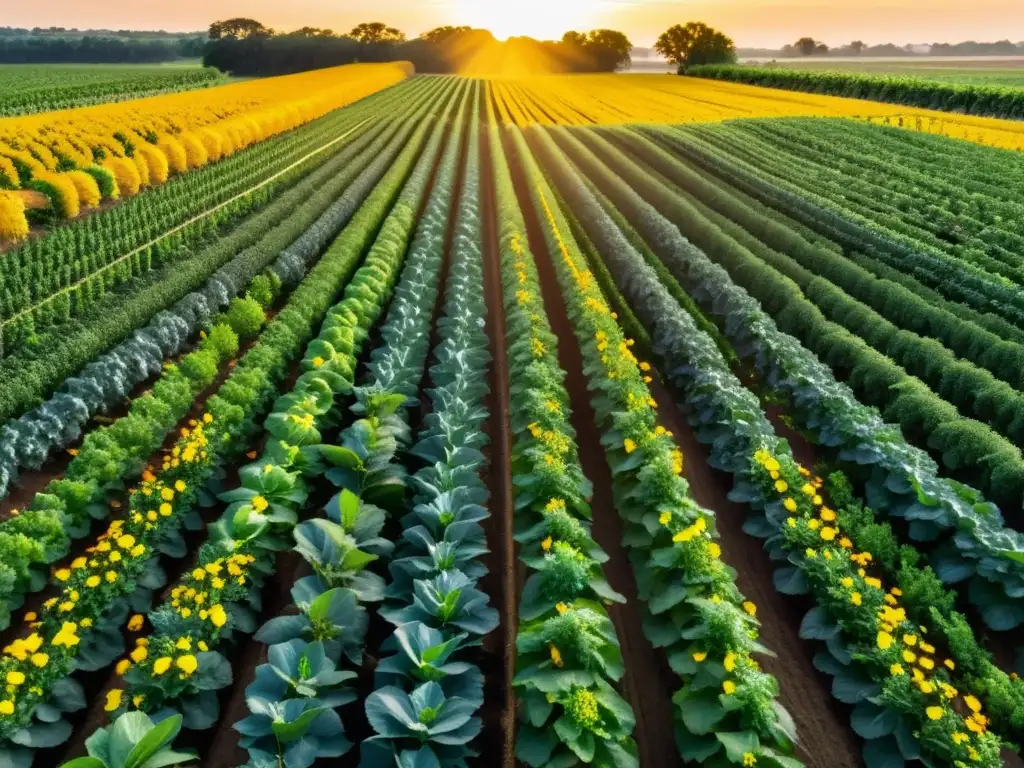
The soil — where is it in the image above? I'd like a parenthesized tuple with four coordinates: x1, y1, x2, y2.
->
(649, 375, 862, 768)
(503, 130, 679, 768)
(479, 121, 519, 768)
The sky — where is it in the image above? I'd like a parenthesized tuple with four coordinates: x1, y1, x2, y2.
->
(8, 0, 1024, 48)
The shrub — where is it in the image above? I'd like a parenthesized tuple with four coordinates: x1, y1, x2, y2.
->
(225, 296, 266, 341)
(247, 274, 276, 308)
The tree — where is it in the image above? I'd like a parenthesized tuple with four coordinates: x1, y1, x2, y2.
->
(849, 40, 865, 54)
(208, 18, 270, 41)
(654, 22, 736, 70)
(288, 27, 336, 38)
(795, 37, 817, 55)
(585, 29, 632, 71)
(349, 22, 405, 44)
(561, 30, 588, 48)
(420, 26, 472, 43)
(815, 41, 829, 54)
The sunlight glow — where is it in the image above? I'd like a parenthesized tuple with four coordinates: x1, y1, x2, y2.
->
(452, 0, 605, 41)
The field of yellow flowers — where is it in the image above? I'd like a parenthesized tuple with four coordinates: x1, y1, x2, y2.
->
(0, 69, 1022, 768)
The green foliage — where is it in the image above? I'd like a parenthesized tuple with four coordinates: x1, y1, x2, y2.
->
(225, 295, 266, 341)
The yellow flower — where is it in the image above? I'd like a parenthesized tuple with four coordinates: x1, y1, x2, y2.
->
(659, 511, 672, 526)
(85, 575, 101, 588)
(902, 650, 916, 663)
(876, 631, 893, 650)
(176, 655, 198, 675)
(549, 646, 564, 668)
(152, 657, 173, 676)
(964, 695, 981, 714)
(903, 634, 917, 646)
(251, 495, 269, 513)
(23, 612, 36, 622)
(209, 604, 227, 628)
(174, 480, 186, 493)
(541, 537, 553, 552)
(555, 603, 569, 615)
(176, 637, 192, 651)
(820, 527, 837, 541)
(128, 615, 145, 632)
(722, 680, 736, 695)
(743, 753, 757, 767)
(926, 706, 943, 721)
(952, 733, 969, 745)
(130, 646, 148, 663)
(707, 542, 721, 558)
(850, 592, 862, 606)
(30, 653, 48, 668)
(944, 659, 955, 671)
(819, 508, 835, 522)
(0, 700, 14, 715)
(117, 534, 136, 550)
(775, 480, 788, 493)
(623, 439, 636, 454)
(724, 652, 737, 672)
(919, 657, 934, 670)
(104, 689, 123, 712)
(783, 498, 797, 513)
(692, 651, 707, 663)
(161, 488, 174, 502)
(52, 622, 80, 648)
(6, 672, 25, 686)
(54, 568, 71, 582)
(116, 660, 131, 675)
(890, 664, 904, 676)
(742, 601, 756, 617)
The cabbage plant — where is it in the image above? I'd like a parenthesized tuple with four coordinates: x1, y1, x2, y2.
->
(375, 622, 483, 708)
(246, 640, 357, 709)
(361, 682, 481, 767)
(255, 585, 367, 665)
(59, 712, 196, 768)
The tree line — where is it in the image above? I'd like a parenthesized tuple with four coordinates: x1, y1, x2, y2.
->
(0, 28, 204, 63)
(202, 19, 633, 75)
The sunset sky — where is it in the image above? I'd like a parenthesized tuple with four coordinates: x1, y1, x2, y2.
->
(8, 0, 1024, 47)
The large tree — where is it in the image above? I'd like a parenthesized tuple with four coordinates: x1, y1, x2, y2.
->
(349, 22, 405, 44)
(208, 18, 270, 41)
(654, 22, 735, 70)
(584, 29, 632, 71)
(795, 36, 830, 56)
(420, 25, 472, 43)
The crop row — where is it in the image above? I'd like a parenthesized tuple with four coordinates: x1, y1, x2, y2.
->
(548, 124, 1024, 633)
(687, 65, 1024, 120)
(0, 79, 460, 765)
(0, 63, 411, 238)
(486, 95, 642, 768)
(516, 123, 803, 768)
(0, 78, 446, 493)
(0, 65, 224, 117)
(0, 76, 434, 356)
(0, 85, 450, 633)
(525, 124, 1018, 768)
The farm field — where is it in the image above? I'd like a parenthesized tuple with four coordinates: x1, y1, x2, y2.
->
(742, 56, 1024, 87)
(0, 63, 225, 117)
(0, 65, 1023, 768)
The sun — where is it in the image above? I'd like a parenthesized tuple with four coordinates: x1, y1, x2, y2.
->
(451, 0, 605, 41)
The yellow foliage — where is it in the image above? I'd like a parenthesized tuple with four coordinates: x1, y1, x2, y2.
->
(31, 170, 80, 219)
(135, 143, 169, 185)
(486, 74, 1024, 151)
(0, 62, 411, 196)
(133, 152, 151, 187)
(103, 157, 141, 197)
(156, 135, 187, 173)
(0, 155, 18, 188)
(0, 190, 28, 242)
(64, 170, 102, 208)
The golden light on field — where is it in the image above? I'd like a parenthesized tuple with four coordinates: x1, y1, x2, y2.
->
(452, 0, 604, 41)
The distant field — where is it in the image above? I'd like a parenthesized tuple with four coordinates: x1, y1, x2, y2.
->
(0, 62, 223, 116)
(745, 56, 1024, 87)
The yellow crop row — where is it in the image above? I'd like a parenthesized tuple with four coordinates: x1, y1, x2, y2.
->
(0, 62, 411, 233)
(487, 74, 1024, 152)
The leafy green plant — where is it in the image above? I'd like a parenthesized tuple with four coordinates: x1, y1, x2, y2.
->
(362, 682, 481, 767)
(375, 622, 484, 708)
(256, 585, 368, 666)
(235, 698, 350, 768)
(58, 712, 196, 768)
(245, 640, 357, 712)
(380, 571, 499, 638)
